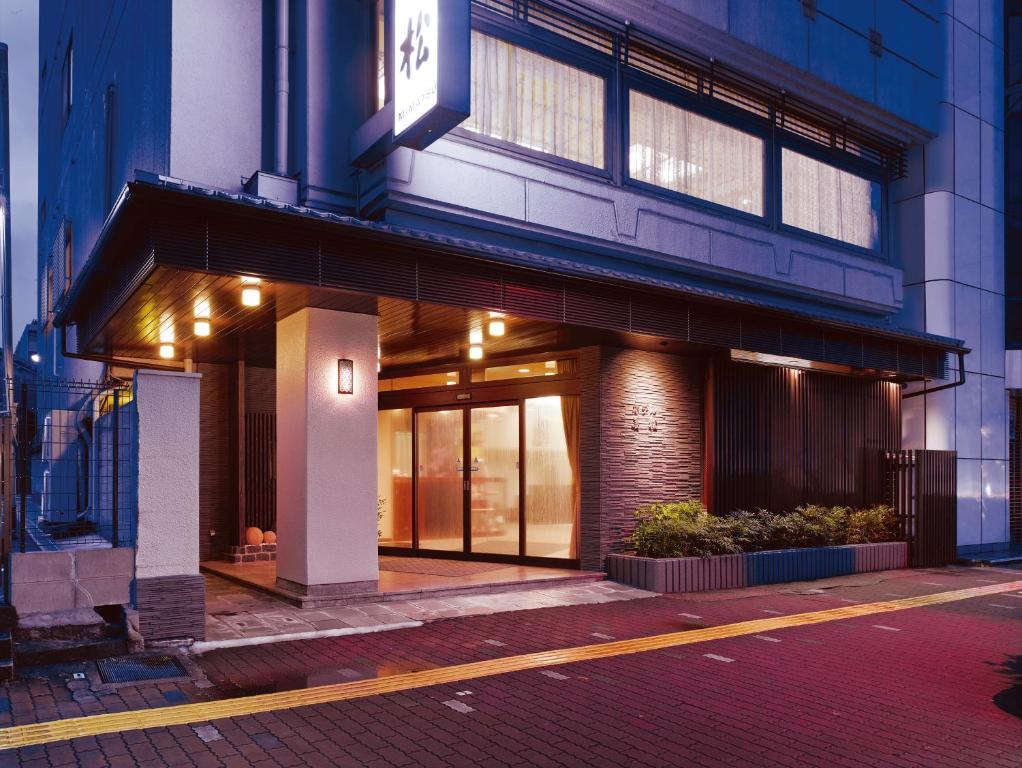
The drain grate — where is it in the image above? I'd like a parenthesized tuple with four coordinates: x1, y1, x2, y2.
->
(97, 655, 187, 684)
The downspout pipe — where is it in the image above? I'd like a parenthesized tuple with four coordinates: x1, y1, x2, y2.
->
(902, 350, 967, 399)
(274, 0, 289, 176)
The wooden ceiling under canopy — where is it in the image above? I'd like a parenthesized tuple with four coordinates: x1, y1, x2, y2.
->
(86, 265, 617, 371)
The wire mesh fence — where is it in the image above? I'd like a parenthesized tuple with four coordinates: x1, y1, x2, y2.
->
(6, 376, 137, 555)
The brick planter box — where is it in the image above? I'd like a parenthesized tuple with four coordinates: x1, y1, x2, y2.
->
(224, 543, 277, 564)
(606, 541, 908, 593)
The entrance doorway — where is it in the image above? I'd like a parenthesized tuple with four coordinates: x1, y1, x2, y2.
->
(377, 370, 580, 565)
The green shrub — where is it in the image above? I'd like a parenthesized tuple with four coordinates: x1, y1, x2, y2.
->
(628, 500, 902, 558)
(845, 504, 900, 544)
(631, 501, 740, 558)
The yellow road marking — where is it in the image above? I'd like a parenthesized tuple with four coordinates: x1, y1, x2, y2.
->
(2, 579, 1020, 750)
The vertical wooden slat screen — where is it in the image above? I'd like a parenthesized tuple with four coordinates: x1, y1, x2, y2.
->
(886, 449, 957, 567)
(197, 363, 234, 560)
(711, 362, 901, 514)
(244, 413, 276, 534)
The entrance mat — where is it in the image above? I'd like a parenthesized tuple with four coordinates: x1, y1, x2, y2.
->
(97, 655, 187, 684)
(378, 557, 509, 577)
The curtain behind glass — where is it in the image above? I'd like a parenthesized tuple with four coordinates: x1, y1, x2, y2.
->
(464, 31, 605, 167)
(781, 148, 880, 249)
(628, 90, 764, 215)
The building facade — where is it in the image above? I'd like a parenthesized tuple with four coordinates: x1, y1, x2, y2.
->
(28, 0, 1005, 641)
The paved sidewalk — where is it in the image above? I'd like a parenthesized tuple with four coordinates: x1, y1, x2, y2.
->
(1, 565, 1019, 767)
(202, 574, 652, 647)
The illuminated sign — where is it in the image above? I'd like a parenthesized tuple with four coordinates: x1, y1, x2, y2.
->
(394, 0, 439, 137)
(391, 0, 470, 149)
(351, 0, 469, 166)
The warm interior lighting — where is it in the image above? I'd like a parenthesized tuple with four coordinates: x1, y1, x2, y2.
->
(518, 368, 531, 374)
(469, 345, 484, 360)
(730, 349, 856, 375)
(159, 344, 175, 359)
(159, 323, 175, 344)
(545, 360, 557, 369)
(241, 287, 261, 307)
(338, 358, 354, 395)
(487, 312, 506, 337)
(194, 320, 211, 337)
(469, 328, 484, 345)
(194, 298, 211, 319)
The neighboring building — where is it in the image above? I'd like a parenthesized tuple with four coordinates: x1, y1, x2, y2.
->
(27, 0, 1004, 641)
(13, 320, 40, 378)
(1006, 0, 1022, 546)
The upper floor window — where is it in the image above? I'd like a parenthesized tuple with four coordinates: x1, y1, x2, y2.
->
(62, 37, 73, 123)
(462, 30, 605, 168)
(628, 90, 764, 216)
(781, 148, 881, 250)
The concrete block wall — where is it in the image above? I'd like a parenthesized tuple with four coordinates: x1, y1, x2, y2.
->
(895, 1, 1008, 549)
(10, 549, 134, 615)
(579, 347, 704, 570)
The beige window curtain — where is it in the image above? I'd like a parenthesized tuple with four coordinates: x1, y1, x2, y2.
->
(781, 148, 880, 250)
(628, 90, 764, 215)
(464, 31, 605, 167)
(559, 394, 581, 560)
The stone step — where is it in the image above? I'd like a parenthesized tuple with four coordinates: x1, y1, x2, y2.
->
(14, 608, 113, 643)
(14, 636, 127, 668)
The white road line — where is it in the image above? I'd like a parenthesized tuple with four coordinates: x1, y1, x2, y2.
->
(484, 639, 507, 647)
(838, 598, 861, 604)
(442, 700, 475, 713)
(989, 603, 1015, 610)
(975, 578, 999, 583)
(873, 625, 901, 632)
(754, 635, 781, 643)
(678, 613, 703, 620)
(704, 654, 735, 663)
(761, 609, 783, 615)
(539, 670, 569, 680)
(921, 582, 944, 586)
(591, 632, 614, 640)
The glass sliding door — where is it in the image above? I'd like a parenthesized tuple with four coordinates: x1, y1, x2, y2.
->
(378, 387, 581, 563)
(469, 405, 520, 556)
(416, 409, 465, 551)
(525, 396, 579, 559)
(377, 409, 413, 547)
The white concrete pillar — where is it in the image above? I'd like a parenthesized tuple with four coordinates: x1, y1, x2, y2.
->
(275, 307, 379, 594)
(134, 370, 201, 580)
(133, 369, 206, 642)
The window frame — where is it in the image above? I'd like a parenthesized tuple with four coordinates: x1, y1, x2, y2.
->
(62, 36, 73, 125)
(622, 70, 773, 226)
(448, 11, 617, 179)
(774, 132, 889, 257)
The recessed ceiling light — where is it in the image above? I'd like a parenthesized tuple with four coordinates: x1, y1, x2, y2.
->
(488, 319, 506, 336)
(469, 345, 483, 360)
(158, 344, 175, 359)
(469, 328, 484, 345)
(517, 368, 530, 374)
(194, 320, 211, 337)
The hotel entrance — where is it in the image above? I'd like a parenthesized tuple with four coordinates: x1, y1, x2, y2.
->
(377, 357, 581, 566)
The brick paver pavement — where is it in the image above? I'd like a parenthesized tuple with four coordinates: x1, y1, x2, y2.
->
(1, 565, 1019, 767)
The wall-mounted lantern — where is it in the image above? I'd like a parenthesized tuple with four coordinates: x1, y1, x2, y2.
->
(338, 358, 354, 395)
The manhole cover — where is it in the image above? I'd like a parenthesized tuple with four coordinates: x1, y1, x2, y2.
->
(97, 655, 187, 684)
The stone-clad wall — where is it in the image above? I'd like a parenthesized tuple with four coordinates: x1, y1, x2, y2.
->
(580, 347, 705, 570)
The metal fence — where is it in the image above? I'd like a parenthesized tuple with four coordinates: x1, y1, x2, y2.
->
(5, 377, 137, 557)
(886, 449, 958, 568)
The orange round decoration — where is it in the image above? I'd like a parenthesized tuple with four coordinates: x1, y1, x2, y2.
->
(245, 526, 263, 546)
(262, 530, 277, 544)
